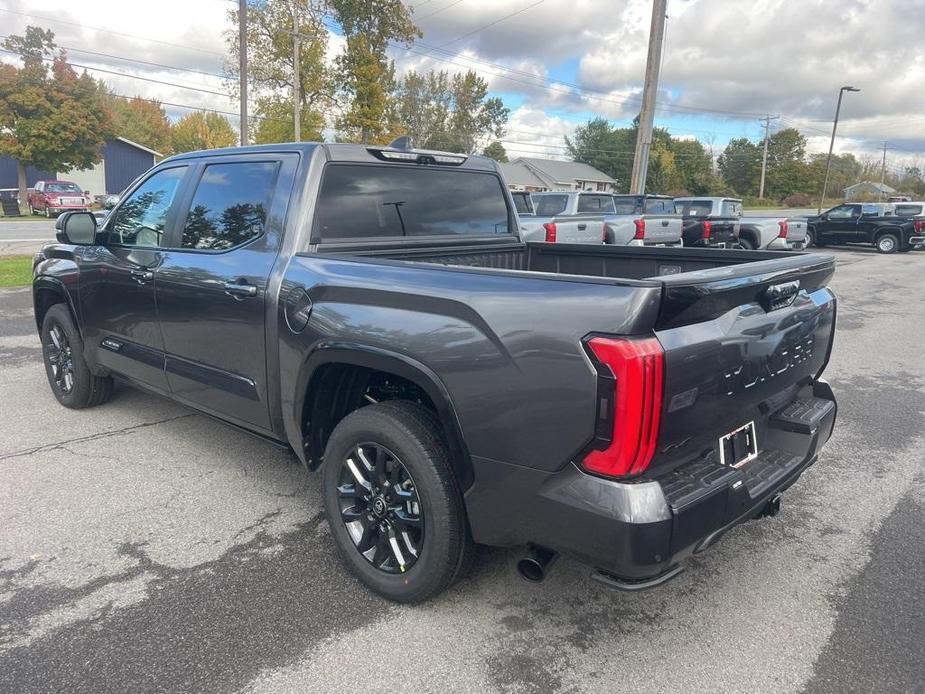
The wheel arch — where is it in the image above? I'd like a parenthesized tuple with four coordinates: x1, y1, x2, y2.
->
(33, 277, 79, 336)
(291, 343, 473, 491)
(736, 224, 760, 248)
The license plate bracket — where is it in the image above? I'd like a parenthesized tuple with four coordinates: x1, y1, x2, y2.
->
(719, 421, 758, 468)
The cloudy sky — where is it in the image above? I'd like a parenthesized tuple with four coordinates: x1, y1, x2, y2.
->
(2, 0, 924, 172)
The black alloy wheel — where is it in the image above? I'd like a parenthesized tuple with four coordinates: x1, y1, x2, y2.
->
(337, 442, 424, 574)
(44, 322, 75, 395)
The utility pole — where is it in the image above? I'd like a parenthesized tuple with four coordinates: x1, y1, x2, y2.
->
(238, 0, 248, 146)
(629, 0, 668, 195)
(758, 114, 779, 199)
(819, 85, 860, 212)
(292, 5, 301, 142)
(878, 142, 888, 201)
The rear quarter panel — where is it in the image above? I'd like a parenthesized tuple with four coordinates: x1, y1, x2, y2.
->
(277, 254, 662, 472)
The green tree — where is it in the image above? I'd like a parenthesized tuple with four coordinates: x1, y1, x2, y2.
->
(252, 93, 324, 143)
(482, 141, 507, 162)
(0, 27, 114, 210)
(390, 69, 508, 153)
(565, 117, 633, 191)
(224, 0, 332, 142)
(763, 128, 808, 199)
(718, 137, 762, 195)
(170, 111, 237, 153)
(668, 138, 713, 195)
(646, 142, 681, 194)
(108, 95, 171, 154)
(331, 0, 420, 143)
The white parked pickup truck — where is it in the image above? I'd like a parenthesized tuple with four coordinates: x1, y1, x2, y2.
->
(521, 191, 682, 246)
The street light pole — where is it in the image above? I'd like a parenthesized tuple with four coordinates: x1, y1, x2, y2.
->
(819, 85, 860, 213)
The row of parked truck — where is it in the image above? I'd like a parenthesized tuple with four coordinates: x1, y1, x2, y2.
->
(512, 191, 925, 254)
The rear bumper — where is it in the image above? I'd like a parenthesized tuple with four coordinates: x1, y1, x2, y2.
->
(464, 382, 836, 583)
(909, 235, 925, 246)
(768, 237, 804, 251)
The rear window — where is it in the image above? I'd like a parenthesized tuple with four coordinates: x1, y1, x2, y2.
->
(612, 196, 641, 215)
(645, 198, 674, 214)
(533, 194, 568, 216)
(676, 200, 713, 216)
(894, 204, 924, 217)
(576, 194, 616, 214)
(721, 200, 742, 216)
(511, 192, 533, 214)
(314, 165, 511, 241)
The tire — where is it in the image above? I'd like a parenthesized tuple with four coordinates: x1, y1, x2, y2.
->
(322, 400, 473, 603)
(804, 229, 815, 249)
(736, 236, 756, 250)
(876, 233, 899, 254)
(41, 304, 113, 409)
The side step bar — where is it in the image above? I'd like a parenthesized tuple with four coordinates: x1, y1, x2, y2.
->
(590, 564, 684, 592)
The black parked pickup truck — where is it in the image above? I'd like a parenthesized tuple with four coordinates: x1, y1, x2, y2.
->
(806, 202, 925, 253)
(673, 196, 742, 248)
(33, 142, 838, 603)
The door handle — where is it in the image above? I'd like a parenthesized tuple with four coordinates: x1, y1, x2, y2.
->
(130, 269, 154, 283)
(224, 281, 258, 298)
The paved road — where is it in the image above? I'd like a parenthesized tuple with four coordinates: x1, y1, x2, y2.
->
(1, 248, 923, 693)
(0, 219, 56, 256)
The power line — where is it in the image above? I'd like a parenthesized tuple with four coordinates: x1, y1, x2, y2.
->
(438, 0, 546, 48)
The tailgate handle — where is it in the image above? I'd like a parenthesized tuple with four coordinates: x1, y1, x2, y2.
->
(577, 223, 587, 230)
(762, 281, 800, 310)
(661, 220, 669, 226)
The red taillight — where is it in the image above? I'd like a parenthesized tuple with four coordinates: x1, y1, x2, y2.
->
(633, 218, 646, 239)
(543, 222, 557, 243)
(778, 220, 789, 239)
(915, 219, 924, 233)
(702, 220, 712, 240)
(581, 336, 664, 478)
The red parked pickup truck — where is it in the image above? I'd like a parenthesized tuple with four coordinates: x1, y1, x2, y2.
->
(28, 180, 91, 217)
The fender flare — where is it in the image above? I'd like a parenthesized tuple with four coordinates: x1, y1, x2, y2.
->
(32, 275, 79, 336)
(288, 342, 473, 489)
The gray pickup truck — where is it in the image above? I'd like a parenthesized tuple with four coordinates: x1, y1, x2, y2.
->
(675, 197, 807, 250)
(524, 191, 682, 246)
(36, 142, 838, 603)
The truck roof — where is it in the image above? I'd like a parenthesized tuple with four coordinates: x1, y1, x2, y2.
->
(160, 142, 499, 173)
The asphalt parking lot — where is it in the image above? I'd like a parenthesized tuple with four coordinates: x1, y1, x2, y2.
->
(1, 247, 923, 694)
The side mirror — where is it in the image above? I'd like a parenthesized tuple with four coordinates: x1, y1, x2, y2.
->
(55, 211, 97, 245)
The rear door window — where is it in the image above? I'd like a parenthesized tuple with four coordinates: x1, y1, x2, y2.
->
(576, 194, 616, 214)
(314, 165, 511, 241)
(180, 161, 279, 250)
(533, 194, 569, 216)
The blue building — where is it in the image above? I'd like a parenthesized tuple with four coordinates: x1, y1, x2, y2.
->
(0, 137, 160, 198)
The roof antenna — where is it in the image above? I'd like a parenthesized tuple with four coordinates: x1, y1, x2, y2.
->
(388, 135, 413, 150)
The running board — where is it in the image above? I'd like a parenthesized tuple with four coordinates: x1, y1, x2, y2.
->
(590, 564, 684, 591)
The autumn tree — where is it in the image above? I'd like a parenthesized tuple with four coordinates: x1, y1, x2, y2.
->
(331, 0, 420, 143)
(108, 95, 171, 154)
(718, 137, 762, 195)
(482, 141, 507, 162)
(224, 0, 332, 142)
(0, 26, 113, 210)
(170, 112, 237, 153)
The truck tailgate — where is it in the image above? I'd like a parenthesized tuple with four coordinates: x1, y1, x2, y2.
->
(643, 214, 683, 245)
(785, 218, 808, 243)
(520, 215, 604, 244)
(648, 253, 836, 478)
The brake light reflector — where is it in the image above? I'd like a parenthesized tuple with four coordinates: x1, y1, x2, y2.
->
(581, 336, 664, 478)
(633, 218, 646, 239)
(915, 219, 924, 233)
(702, 220, 713, 240)
(544, 222, 557, 242)
(778, 220, 789, 239)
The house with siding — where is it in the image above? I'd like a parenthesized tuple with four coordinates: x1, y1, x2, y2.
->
(843, 180, 897, 201)
(0, 137, 160, 199)
(499, 157, 616, 192)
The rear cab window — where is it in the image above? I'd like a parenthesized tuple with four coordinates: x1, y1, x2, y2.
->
(511, 193, 533, 214)
(894, 204, 924, 217)
(313, 165, 512, 242)
(612, 196, 642, 215)
(721, 199, 742, 217)
(532, 194, 569, 217)
(644, 198, 674, 214)
(576, 194, 616, 214)
(676, 200, 714, 216)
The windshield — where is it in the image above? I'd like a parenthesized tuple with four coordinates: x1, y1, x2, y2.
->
(313, 165, 511, 241)
(46, 182, 82, 194)
(533, 194, 568, 216)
